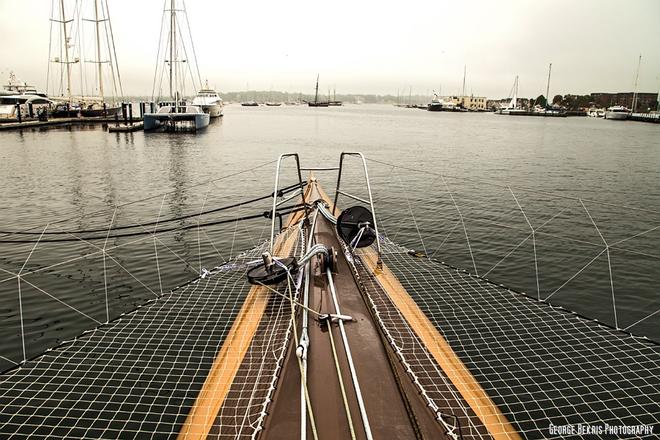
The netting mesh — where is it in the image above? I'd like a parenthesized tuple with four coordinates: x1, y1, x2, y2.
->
(0, 244, 267, 439)
(373, 239, 660, 439)
(208, 225, 303, 438)
(350, 244, 491, 439)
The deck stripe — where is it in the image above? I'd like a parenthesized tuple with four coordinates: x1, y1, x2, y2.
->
(360, 249, 521, 440)
(177, 187, 310, 440)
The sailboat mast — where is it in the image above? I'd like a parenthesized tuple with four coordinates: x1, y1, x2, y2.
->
(545, 63, 552, 107)
(94, 0, 104, 100)
(632, 54, 641, 112)
(60, 0, 72, 103)
(462, 65, 466, 96)
(169, 0, 175, 102)
(314, 74, 319, 104)
(513, 75, 519, 109)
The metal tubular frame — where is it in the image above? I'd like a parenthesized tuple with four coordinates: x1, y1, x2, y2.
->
(270, 153, 307, 254)
(332, 152, 382, 265)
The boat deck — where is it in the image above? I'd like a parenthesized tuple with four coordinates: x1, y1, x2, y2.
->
(258, 205, 465, 439)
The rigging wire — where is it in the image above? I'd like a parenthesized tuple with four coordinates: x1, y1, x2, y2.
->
(0, 205, 307, 244)
(0, 159, 278, 238)
(0, 181, 305, 236)
(151, 2, 167, 100)
(181, 0, 203, 90)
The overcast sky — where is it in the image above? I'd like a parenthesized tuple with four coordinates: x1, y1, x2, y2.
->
(0, 0, 659, 98)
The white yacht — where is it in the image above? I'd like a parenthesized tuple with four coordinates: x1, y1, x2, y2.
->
(192, 82, 223, 117)
(0, 72, 52, 119)
(0, 94, 52, 119)
(605, 105, 630, 120)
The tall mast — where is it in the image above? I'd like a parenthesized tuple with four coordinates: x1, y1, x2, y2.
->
(462, 65, 467, 107)
(632, 54, 641, 112)
(60, 0, 72, 103)
(545, 63, 552, 108)
(169, 0, 175, 102)
(314, 74, 319, 104)
(94, 0, 104, 100)
(511, 75, 518, 109)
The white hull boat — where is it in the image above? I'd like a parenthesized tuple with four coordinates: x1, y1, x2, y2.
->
(605, 106, 630, 120)
(192, 83, 223, 118)
(144, 105, 210, 131)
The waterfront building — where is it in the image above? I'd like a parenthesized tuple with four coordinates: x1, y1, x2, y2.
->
(590, 92, 658, 112)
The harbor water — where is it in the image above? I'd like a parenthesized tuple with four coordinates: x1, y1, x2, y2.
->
(0, 104, 658, 369)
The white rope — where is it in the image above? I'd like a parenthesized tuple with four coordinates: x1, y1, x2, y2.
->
(326, 267, 374, 440)
(580, 199, 618, 329)
(325, 313, 357, 440)
(441, 175, 478, 276)
(509, 187, 540, 300)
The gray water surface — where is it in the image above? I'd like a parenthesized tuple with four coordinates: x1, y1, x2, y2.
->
(0, 104, 658, 369)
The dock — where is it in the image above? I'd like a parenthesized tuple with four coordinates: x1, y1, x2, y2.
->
(629, 112, 660, 123)
(0, 116, 144, 131)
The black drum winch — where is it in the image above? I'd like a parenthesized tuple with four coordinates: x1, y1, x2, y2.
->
(336, 206, 377, 248)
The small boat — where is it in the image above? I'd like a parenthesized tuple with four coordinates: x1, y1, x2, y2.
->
(496, 76, 527, 115)
(265, 102, 282, 106)
(427, 94, 466, 112)
(309, 74, 330, 107)
(427, 95, 446, 111)
(143, 104, 210, 131)
(241, 101, 259, 107)
(605, 105, 630, 120)
(328, 88, 343, 106)
(587, 108, 605, 118)
(191, 81, 223, 117)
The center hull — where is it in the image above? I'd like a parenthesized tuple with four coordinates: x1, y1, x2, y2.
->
(143, 112, 210, 131)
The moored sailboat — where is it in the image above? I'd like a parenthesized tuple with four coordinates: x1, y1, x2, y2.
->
(308, 74, 329, 107)
(144, 0, 209, 131)
(47, 0, 123, 118)
(496, 75, 526, 115)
